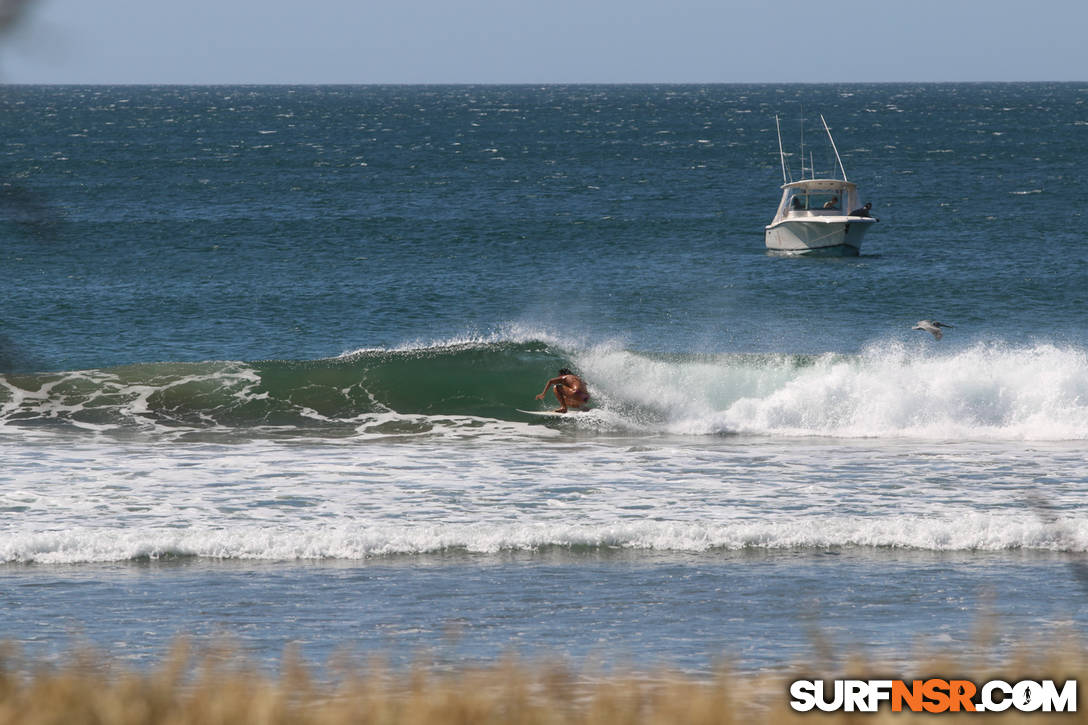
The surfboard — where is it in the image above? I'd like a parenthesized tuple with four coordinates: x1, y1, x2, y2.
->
(516, 409, 590, 418)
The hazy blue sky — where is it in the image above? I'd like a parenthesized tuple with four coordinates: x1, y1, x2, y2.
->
(2, 0, 1085, 84)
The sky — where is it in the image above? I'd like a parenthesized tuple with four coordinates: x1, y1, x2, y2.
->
(1, 0, 1086, 84)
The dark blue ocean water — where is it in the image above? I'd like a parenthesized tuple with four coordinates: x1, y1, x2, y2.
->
(3, 84, 1088, 675)
(6, 83, 1088, 374)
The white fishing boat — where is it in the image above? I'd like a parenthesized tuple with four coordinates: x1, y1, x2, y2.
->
(765, 115, 878, 255)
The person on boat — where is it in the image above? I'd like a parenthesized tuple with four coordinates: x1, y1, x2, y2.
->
(791, 196, 804, 210)
(536, 368, 590, 413)
(850, 202, 873, 217)
(823, 196, 839, 209)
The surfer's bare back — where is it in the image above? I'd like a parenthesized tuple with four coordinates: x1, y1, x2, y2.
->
(536, 368, 590, 413)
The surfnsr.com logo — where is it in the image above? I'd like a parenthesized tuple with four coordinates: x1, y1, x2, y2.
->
(789, 678, 1077, 713)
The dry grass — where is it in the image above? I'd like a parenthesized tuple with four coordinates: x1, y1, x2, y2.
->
(0, 637, 1085, 724)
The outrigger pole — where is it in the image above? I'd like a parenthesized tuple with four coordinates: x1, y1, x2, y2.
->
(821, 114, 848, 182)
(775, 115, 790, 184)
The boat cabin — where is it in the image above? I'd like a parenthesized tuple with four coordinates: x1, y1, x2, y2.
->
(775, 179, 861, 221)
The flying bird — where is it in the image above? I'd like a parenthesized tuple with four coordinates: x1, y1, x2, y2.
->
(912, 320, 954, 340)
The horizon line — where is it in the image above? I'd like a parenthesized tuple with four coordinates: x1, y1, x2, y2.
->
(3, 79, 1087, 87)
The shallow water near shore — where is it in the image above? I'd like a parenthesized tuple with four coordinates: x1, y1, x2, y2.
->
(4, 548, 1086, 675)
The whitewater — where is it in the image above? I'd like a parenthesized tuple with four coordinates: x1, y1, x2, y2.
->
(4, 333, 1088, 570)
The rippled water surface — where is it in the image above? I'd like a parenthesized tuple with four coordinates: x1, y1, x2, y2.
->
(3, 83, 1088, 672)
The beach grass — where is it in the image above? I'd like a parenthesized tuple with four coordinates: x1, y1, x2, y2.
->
(0, 637, 1085, 723)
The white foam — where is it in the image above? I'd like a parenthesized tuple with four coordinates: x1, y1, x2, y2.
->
(351, 412, 552, 441)
(0, 363, 264, 437)
(2, 513, 1085, 564)
(4, 423, 1087, 565)
(574, 342, 1088, 441)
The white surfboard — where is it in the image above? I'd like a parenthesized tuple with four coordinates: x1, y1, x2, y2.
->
(516, 409, 591, 418)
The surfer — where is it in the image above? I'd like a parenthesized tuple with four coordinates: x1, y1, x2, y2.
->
(536, 368, 590, 413)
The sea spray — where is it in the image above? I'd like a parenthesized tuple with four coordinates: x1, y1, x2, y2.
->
(706, 342, 1088, 439)
(573, 341, 1088, 440)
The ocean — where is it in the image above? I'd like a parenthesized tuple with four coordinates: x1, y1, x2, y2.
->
(2, 83, 1088, 675)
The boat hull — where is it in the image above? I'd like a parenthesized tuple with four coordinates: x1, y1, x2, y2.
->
(764, 217, 876, 256)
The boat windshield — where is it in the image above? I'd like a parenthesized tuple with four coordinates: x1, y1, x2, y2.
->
(787, 189, 843, 212)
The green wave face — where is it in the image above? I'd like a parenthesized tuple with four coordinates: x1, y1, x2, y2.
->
(0, 341, 568, 437)
(272, 341, 563, 419)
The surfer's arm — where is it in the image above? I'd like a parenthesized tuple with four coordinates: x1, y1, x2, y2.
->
(536, 377, 563, 399)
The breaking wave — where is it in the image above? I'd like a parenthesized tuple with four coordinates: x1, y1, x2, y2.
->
(3, 513, 1087, 563)
(3, 337, 1088, 441)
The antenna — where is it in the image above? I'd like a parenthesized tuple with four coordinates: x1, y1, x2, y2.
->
(821, 114, 848, 182)
(775, 115, 790, 183)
